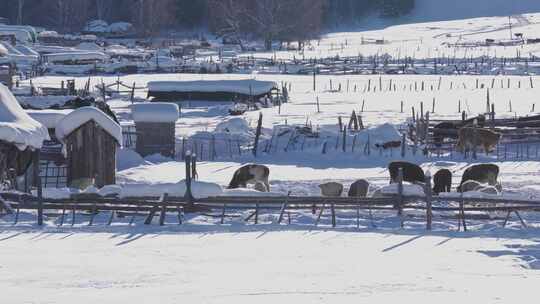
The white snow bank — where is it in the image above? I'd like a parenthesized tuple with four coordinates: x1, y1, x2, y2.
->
(33, 180, 223, 199)
(26, 109, 72, 129)
(116, 148, 150, 171)
(0, 84, 49, 150)
(222, 188, 282, 197)
(55, 106, 122, 144)
(114, 180, 223, 199)
(131, 103, 179, 123)
(381, 183, 426, 197)
(76, 42, 102, 51)
(147, 79, 277, 96)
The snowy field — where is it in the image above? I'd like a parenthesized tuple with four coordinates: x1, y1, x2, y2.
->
(1, 229, 540, 303)
(6, 7, 540, 301)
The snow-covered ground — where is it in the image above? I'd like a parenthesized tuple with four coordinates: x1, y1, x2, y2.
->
(6, 6, 540, 301)
(1, 228, 540, 303)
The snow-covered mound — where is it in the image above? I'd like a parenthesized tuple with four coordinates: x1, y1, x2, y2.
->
(131, 103, 179, 123)
(0, 83, 49, 150)
(55, 106, 122, 145)
(215, 118, 251, 134)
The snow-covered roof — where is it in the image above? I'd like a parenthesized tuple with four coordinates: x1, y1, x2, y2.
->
(147, 79, 278, 96)
(0, 83, 50, 150)
(43, 52, 108, 63)
(26, 109, 73, 129)
(131, 103, 179, 123)
(0, 43, 7, 56)
(55, 107, 122, 145)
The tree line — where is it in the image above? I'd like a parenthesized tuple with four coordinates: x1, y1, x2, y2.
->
(0, 0, 414, 43)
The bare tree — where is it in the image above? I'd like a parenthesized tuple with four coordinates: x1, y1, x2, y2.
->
(17, 0, 25, 25)
(95, 0, 113, 20)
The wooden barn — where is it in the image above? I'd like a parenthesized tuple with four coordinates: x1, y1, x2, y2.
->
(131, 103, 179, 157)
(0, 83, 49, 190)
(147, 79, 278, 102)
(55, 107, 122, 188)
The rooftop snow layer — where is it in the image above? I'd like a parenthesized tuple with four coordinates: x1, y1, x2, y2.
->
(131, 103, 179, 123)
(147, 79, 277, 96)
(0, 44, 7, 56)
(26, 109, 73, 129)
(43, 52, 108, 63)
(55, 106, 122, 145)
(0, 83, 50, 150)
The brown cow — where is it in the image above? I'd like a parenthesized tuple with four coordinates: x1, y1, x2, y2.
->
(456, 127, 501, 154)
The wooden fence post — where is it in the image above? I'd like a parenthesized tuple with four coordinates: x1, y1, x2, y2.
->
(185, 153, 194, 207)
(159, 193, 169, 226)
(425, 172, 432, 230)
(32, 150, 43, 226)
(397, 168, 404, 228)
(252, 112, 263, 157)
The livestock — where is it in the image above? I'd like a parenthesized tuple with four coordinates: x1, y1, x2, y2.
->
(456, 127, 501, 154)
(319, 182, 344, 197)
(432, 115, 486, 146)
(348, 179, 370, 197)
(254, 181, 268, 192)
(388, 161, 425, 184)
(457, 164, 500, 192)
(459, 180, 483, 193)
(433, 169, 452, 194)
(228, 164, 270, 192)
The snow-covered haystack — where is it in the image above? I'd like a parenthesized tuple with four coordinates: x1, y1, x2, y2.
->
(0, 83, 49, 150)
(194, 118, 254, 145)
(215, 117, 251, 135)
(355, 123, 403, 149)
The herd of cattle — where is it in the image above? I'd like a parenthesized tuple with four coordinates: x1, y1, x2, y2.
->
(228, 162, 502, 198)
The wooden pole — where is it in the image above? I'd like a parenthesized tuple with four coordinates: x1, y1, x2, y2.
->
(425, 172, 432, 230)
(253, 112, 263, 157)
(32, 150, 43, 226)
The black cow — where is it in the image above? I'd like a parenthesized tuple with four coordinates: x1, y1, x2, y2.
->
(457, 164, 499, 192)
(348, 179, 370, 197)
(433, 169, 452, 194)
(388, 161, 425, 184)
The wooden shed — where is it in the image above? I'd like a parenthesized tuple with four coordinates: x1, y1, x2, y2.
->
(0, 83, 49, 190)
(131, 103, 179, 157)
(55, 107, 122, 188)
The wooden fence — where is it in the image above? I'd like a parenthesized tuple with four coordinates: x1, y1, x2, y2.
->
(1, 167, 538, 231)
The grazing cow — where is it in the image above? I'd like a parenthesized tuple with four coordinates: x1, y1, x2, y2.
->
(348, 179, 370, 197)
(459, 180, 483, 193)
(228, 164, 270, 192)
(254, 181, 268, 192)
(475, 185, 500, 195)
(319, 182, 344, 197)
(456, 128, 502, 154)
(433, 169, 452, 194)
(388, 161, 425, 184)
(457, 164, 500, 192)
